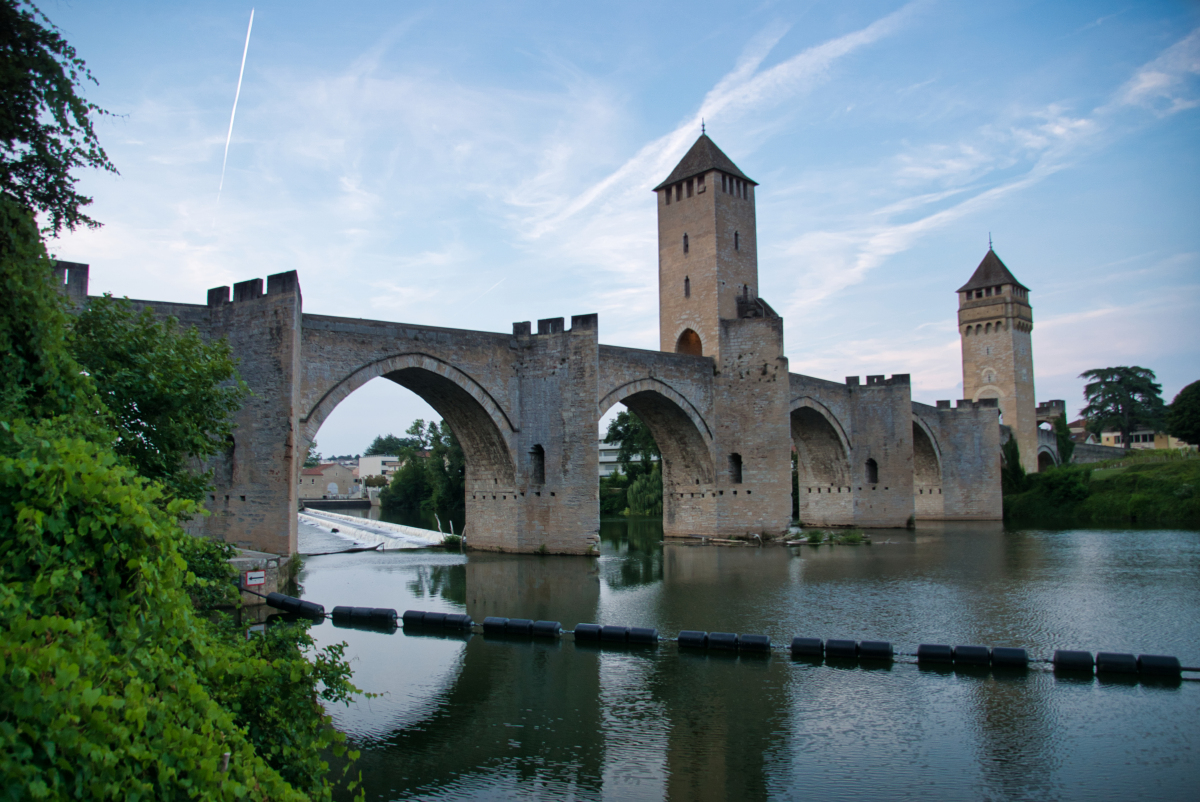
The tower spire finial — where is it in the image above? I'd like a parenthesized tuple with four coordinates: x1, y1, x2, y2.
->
(701, 118, 705, 135)
(989, 232, 993, 250)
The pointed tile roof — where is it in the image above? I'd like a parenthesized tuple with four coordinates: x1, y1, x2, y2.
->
(957, 249, 1029, 293)
(653, 134, 756, 191)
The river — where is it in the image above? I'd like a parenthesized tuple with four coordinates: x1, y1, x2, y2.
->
(298, 520, 1200, 800)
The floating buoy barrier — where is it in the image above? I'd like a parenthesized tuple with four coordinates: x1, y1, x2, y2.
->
(790, 637, 823, 657)
(533, 620, 563, 638)
(825, 639, 858, 659)
(1053, 649, 1095, 673)
(298, 604, 1194, 683)
(265, 592, 325, 619)
(859, 641, 894, 661)
(402, 610, 474, 630)
(1096, 652, 1138, 674)
(331, 606, 398, 630)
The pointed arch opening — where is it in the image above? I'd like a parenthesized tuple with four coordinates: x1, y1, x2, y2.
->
(675, 328, 703, 356)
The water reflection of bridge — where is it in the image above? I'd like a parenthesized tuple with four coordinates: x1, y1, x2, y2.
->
(318, 520, 1103, 801)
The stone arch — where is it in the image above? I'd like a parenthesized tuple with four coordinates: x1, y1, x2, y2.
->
(1037, 446, 1058, 472)
(599, 379, 714, 484)
(789, 397, 851, 487)
(675, 328, 703, 356)
(912, 417, 942, 485)
(301, 353, 516, 486)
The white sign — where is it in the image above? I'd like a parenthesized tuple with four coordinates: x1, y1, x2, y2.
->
(244, 570, 266, 587)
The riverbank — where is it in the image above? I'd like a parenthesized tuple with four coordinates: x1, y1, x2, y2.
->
(1005, 452, 1200, 526)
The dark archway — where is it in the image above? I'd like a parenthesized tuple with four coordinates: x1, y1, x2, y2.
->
(675, 328, 703, 356)
(912, 421, 941, 486)
(1037, 449, 1057, 472)
(619, 389, 714, 487)
(791, 406, 850, 487)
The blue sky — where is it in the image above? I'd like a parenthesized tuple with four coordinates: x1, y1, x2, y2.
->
(47, 1, 1200, 456)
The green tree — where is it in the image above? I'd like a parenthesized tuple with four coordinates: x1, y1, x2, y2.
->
(425, 421, 465, 524)
(1053, 414, 1075, 466)
(1167, 380, 1200, 446)
(1079, 366, 1165, 450)
(69, 294, 248, 504)
(626, 463, 663, 516)
(1001, 434, 1027, 495)
(604, 409, 660, 480)
(365, 431, 424, 456)
(304, 438, 322, 467)
(0, 0, 117, 233)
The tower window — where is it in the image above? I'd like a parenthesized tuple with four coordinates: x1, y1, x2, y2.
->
(985, 323, 991, 333)
(734, 231, 739, 251)
(684, 276, 690, 298)
(729, 453, 743, 484)
(866, 458, 879, 485)
(722, 174, 728, 193)
(686, 178, 694, 198)
(675, 184, 682, 202)
(697, 174, 705, 193)
(664, 188, 670, 206)
(683, 234, 689, 254)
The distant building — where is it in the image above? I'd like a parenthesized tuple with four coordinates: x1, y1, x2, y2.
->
(598, 438, 658, 477)
(299, 462, 360, 498)
(358, 455, 401, 480)
(1101, 428, 1194, 451)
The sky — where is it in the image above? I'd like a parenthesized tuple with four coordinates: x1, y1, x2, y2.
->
(45, 0, 1200, 457)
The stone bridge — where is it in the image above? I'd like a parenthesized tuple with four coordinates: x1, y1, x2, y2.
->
(56, 262, 1003, 557)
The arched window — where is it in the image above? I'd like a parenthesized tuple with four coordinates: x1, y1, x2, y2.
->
(985, 322, 991, 333)
(734, 231, 739, 251)
(675, 328, 702, 356)
(684, 276, 690, 298)
(529, 444, 545, 484)
(683, 234, 689, 254)
(729, 453, 743, 484)
(865, 458, 879, 485)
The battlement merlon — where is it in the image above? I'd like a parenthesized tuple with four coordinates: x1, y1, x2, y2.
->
(208, 270, 302, 307)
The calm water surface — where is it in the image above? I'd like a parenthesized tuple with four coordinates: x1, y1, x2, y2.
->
(299, 520, 1200, 801)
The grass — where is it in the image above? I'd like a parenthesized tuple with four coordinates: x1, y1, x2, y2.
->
(800, 528, 868, 545)
(1005, 457, 1200, 526)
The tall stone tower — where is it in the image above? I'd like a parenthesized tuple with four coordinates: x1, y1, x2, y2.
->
(655, 134, 760, 366)
(958, 248, 1038, 473)
(647, 133, 791, 539)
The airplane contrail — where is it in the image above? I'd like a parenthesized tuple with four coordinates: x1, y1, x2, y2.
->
(215, 8, 255, 214)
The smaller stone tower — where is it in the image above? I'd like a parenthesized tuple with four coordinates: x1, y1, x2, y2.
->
(958, 248, 1038, 473)
(654, 134, 760, 366)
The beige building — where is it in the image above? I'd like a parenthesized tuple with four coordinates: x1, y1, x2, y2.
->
(298, 462, 359, 499)
(1101, 428, 1195, 451)
(357, 454, 401, 480)
(959, 249, 1038, 473)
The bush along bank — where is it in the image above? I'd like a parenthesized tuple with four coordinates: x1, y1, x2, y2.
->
(1003, 454, 1200, 527)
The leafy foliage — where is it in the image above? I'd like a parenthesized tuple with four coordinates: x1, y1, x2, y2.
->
(364, 431, 423, 456)
(604, 410, 660, 481)
(0, 23, 364, 790)
(1167, 380, 1200, 446)
(379, 420, 466, 529)
(599, 471, 630, 516)
(69, 294, 248, 504)
(625, 463, 663, 517)
(0, 197, 90, 421)
(1079, 366, 1165, 448)
(1001, 435, 1027, 495)
(0, 418, 362, 799)
(0, 1, 117, 233)
(1004, 458, 1200, 525)
(304, 439, 322, 468)
(1053, 414, 1075, 465)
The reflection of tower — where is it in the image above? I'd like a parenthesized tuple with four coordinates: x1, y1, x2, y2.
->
(655, 134, 760, 365)
(958, 249, 1037, 473)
